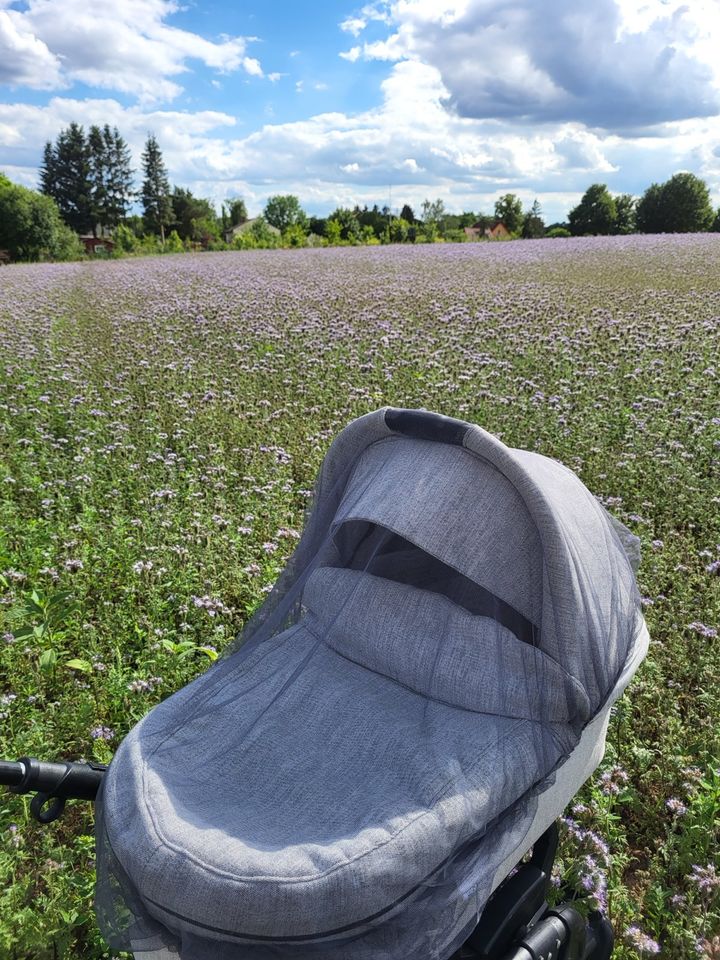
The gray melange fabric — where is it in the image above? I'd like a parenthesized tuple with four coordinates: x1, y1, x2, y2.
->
(333, 438, 543, 626)
(102, 622, 562, 939)
(95, 407, 644, 960)
(304, 567, 588, 723)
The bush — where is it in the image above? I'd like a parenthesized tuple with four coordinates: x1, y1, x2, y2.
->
(232, 232, 257, 251)
(0, 173, 84, 262)
(113, 223, 138, 255)
(163, 230, 184, 253)
(546, 227, 572, 238)
(138, 235, 162, 255)
(282, 224, 307, 248)
(53, 224, 85, 261)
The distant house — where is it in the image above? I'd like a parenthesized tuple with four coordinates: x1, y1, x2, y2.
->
(486, 221, 510, 239)
(464, 220, 511, 241)
(79, 225, 115, 255)
(224, 219, 281, 243)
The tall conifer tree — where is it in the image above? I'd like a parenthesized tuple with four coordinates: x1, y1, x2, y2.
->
(39, 141, 58, 199)
(141, 134, 173, 243)
(52, 122, 93, 234)
(104, 126, 134, 227)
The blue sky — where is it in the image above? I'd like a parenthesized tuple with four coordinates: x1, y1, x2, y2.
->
(1, 0, 719, 223)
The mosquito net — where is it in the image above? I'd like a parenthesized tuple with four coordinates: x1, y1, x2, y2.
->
(95, 408, 645, 960)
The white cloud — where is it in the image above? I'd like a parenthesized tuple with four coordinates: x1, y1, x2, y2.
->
(0, 0, 263, 103)
(242, 57, 263, 78)
(340, 17, 367, 37)
(344, 0, 720, 131)
(339, 46, 362, 62)
(0, 9, 64, 89)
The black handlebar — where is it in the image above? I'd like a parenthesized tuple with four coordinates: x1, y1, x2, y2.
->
(1, 757, 106, 822)
(0, 759, 25, 788)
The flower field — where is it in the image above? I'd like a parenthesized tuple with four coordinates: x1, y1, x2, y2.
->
(0, 236, 718, 958)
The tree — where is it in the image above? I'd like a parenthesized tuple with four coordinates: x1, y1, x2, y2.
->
(263, 195, 307, 234)
(656, 172, 714, 233)
(636, 173, 714, 233)
(356, 204, 386, 239)
(103, 126, 134, 227)
(400, 203, 415, 224)
(171, 187, 219, 242)
(229, 198, 248, 226)
(141, 134, 173, 243)
(493, 194, 523, 235)
(614, 194, 636, 235)
(327, 207, 362, 243)
(325, 219, 342, 245)
(88, 125, 109, 234)
(40, 122, 93, 234)
(635, 183, 664, 233)
(308, 215, 328, 237)
(421, 198, 445, 225)
(39, 141, 57, 199)
(420, 198, 445, 240)
(568, 184, 617, 236)
(522, 198, 545, 239)
(712, 208, 720, 233)
(388, 217, 409, 243)
(0, 173, 82, 261)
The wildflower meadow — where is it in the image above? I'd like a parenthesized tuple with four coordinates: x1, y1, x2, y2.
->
(0, 235, 718, 958)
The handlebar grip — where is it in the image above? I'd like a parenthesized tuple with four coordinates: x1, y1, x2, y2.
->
(8, 757, 106, 801)
(0, 760, 25, 787)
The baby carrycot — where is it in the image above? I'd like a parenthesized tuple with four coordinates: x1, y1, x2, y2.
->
(94, 407, 649, 960)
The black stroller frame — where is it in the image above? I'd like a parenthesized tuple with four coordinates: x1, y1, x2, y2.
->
(1, 756, 614, 960)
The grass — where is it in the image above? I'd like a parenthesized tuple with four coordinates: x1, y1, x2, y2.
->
(0, 236, 718, 958)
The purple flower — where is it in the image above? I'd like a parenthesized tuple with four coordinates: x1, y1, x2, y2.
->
(128, 676, 163, 694)
(191, 595, 231, 617)
(689, 864, 720, 894)
(625, 925, 661, 954)
(598, 765, 629, 796)
(90, 725, 115, 741)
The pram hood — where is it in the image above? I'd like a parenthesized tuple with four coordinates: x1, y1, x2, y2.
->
(95, 408, 645, 960)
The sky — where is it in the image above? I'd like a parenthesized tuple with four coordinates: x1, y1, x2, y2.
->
(1, 0, 720, 223)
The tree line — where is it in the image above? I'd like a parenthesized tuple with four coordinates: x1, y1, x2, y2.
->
(566, 177, 719, 236)
(1, 122, 719, 262)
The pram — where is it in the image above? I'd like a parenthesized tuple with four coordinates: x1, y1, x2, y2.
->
(2, 408, 649, 960)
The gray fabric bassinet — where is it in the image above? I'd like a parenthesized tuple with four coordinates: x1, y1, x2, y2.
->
(95, 408, 648, 960)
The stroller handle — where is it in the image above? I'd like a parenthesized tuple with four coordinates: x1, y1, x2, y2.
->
(0, 760, 25, 787)
(1, 757, 106, 821)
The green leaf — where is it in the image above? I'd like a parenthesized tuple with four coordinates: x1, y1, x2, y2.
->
(26, 597, 45, 616)
(39, 648, 58, 672)
(65, 658, 92, 673)
(197, 646, 219, 662)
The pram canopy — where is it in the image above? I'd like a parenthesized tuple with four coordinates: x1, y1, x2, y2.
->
(95, 408, 645, 960)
